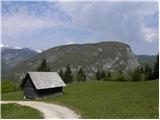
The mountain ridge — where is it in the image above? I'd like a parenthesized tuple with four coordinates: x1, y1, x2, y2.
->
(3, 41, 140, 82)
(1, 47, 39, 75)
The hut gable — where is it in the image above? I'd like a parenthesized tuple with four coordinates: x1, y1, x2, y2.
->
(23, 74, 35, 88)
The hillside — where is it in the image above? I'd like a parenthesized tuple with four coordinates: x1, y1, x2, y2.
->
(1, 47, 38, 76)
(3, 41, 139, 82)
(136, 55, 157, 67)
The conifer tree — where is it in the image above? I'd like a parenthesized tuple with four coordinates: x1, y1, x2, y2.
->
(96, 70, 101, 80)
(104, 71, 111, 81)
(144, 65, 152, 80)
(101, 70, 106, 80)
(153, 53, 159, 79)
(77, 68, 86, 82)
(37, 59, 51, 72)
(64, 65, 73, 83)
(59, 69, 64, 80)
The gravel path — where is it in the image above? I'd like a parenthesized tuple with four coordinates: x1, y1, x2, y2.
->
(1, 101, 80, 119)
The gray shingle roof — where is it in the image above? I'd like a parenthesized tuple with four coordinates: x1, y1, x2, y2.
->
(28, 72, 66, 89)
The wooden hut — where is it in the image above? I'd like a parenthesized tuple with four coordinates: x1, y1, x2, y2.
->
(21, 72, 66, 99)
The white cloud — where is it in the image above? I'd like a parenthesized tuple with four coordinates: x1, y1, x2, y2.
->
(1, 2, 65, 38)
(2, 1, 158, 54)
(143, 27, 159, 42)
(2, 14, 60, 37)
(57, 1, 158, 43)
(2, 1, 158, 43)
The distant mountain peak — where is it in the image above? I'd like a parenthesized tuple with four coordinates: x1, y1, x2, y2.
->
(0, 43, 43, 53)
(0, 43, 10, 48)
(0, 43, 23, 50)
(35, 49, 42, 53)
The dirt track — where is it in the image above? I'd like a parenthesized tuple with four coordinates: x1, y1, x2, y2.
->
(1, 101, 80, 119)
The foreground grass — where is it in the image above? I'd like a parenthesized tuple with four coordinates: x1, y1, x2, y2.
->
(1, 103, 43, 119)
(2, 80, 159, 119)
(2, 91, 24, 101)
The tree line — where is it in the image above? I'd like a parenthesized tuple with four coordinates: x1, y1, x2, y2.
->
(37, 59, 86, 83)
(2, 54, 158, 94)
(95, 54, 159, 81)
(37, 54, 159, 83)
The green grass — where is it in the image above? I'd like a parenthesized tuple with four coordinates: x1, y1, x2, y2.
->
(2, 91, 24, 101)
(1, 103, 43, 119)
(2, 80, 159, 119)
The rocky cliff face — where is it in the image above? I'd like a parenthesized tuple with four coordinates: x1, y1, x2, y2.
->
(3, 41, 140, 82)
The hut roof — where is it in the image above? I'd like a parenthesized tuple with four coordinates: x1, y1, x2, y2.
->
(25, 72, 66, 89)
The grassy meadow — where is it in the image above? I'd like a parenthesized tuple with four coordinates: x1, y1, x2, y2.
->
(1, 103, 43, 119)
(1, 80, 159, 119)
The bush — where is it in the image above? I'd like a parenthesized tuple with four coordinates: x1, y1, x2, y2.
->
(1, 80, 16, 94)
(140, 73, 146, 81)
(103, 71, 126, 82)
(111, 72, 126, 82)
(129, 68, 148, 81)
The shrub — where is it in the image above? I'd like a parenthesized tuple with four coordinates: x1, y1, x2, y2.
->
(140, 73, 146, 81)
(129, 68, 148, 81)
(103, 71, 126, 82)
(111, 72, 126, 82)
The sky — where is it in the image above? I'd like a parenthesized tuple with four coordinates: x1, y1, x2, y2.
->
(1, 1, 159, 55)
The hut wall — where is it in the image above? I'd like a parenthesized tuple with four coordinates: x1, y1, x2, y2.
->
(37, 87, 63, 98)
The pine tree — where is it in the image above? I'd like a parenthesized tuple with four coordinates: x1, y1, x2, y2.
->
(77, 68, 86, 82)
(101, 70, 106, 80)
(153, 53, 159, 79)
(148, 67, 153, 80)
(144, 65, 153, 80)
(107, 71, 111, 78)
(64, 65, 73, 83)
(59, 69, 64, 80)
(105, 71, 111, 81)
(37, 59, 51, 72)
(96, 70, 101, 80)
